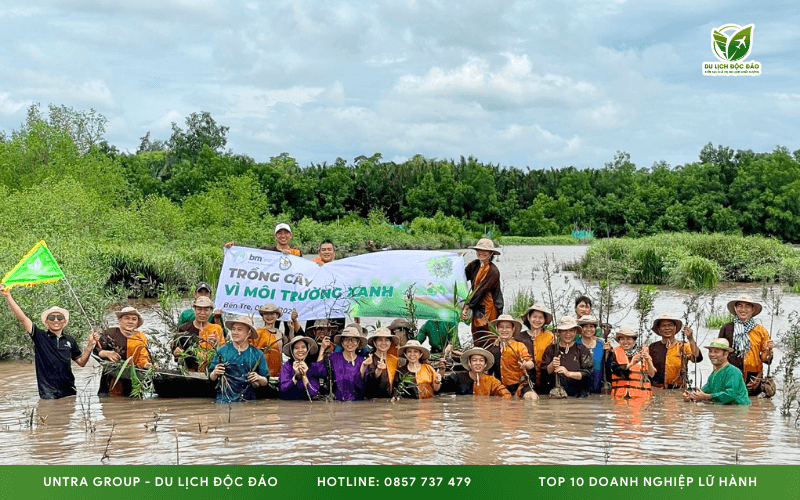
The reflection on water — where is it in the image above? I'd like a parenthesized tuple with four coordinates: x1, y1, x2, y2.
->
(1, 245, 799, 464)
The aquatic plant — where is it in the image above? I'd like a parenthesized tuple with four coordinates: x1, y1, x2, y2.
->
(667, 256, 722, 290)
(510, 287, 537, 319)
(580, 233, 796, 285)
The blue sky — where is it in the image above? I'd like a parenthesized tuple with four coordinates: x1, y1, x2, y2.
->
(0, 0, 796, 170)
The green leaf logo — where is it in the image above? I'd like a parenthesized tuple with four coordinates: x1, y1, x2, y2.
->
(711, 24, 754, 62)
(727, 25, 752, 62)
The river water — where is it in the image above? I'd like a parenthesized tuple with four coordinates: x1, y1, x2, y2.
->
(1, 245, 799, 464)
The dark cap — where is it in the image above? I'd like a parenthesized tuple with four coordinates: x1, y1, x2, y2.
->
(195, 281, 212, 293)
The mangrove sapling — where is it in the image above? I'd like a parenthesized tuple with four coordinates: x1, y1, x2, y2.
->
(760, 282, 782, 398)
(404, 284, 420, 337)
(101, 421, 116, 462)
(778, 312, 800, 420)
(680, 289, 707, 389)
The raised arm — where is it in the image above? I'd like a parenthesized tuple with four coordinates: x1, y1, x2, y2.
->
(0, 285, 33, 334)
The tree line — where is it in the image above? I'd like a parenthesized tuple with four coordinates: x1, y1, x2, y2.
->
(3, 104, 800, 242)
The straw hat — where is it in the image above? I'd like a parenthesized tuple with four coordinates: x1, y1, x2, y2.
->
(257, 303, 281, 315)
(388, 318, 412, 332)
(115, 306, 144, 329)
(726, 294, 763, 317)
(307, 319, 338, 336)
(577, 315, 599, 326)
(334, 326, 367, 349)
(491, 314, 522, 336)
(397, 340, 430, 362)
(225, 315, 258, 339)
(192, 296, 214, 308)
(460, 347, 494, 370)
(651, 313, 683, 335)
(522, 303, 553, 327)
(40, 306, 69, 327)
(704, 338, 733, 352)
(368, 327, 399, 347)
(555, 316, 580, 331)
(282, 335, 319, 358)
(616, 326, 638, 339)
(469, 238, 501, 255)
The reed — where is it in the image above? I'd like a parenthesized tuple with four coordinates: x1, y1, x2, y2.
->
(667, 256, 722, 289)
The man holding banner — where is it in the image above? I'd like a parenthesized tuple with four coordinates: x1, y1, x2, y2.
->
(1, 285, 97, 399)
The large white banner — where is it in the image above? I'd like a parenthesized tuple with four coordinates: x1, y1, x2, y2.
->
(216, 246, 468, 322)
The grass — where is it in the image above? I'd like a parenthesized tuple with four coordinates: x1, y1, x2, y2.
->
(499, 235, 582, 246)
(579, 233, 797, 285)
(706, 312, 733, 328)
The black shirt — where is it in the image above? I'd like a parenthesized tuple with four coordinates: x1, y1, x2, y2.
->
(540, 343, 592, 397)
(30, 325, 82, 399)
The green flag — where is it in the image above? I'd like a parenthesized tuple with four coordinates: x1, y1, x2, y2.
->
(2, 241, 65, 290)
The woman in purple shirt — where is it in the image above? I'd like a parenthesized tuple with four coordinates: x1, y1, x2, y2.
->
(279, 335, 328, 400)
(328, 326, 371, 401)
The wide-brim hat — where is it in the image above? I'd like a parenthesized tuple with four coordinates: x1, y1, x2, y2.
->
(388, 318, 412, 332)
(522, 303, 553, 327)
(397, 340, 430, 362)
(555, 316, 580, 332)
(115, 306, 144, 329)
(307, 319, 336, 332)
(469, 238, 501, 255)
(40, 306, 69, 327)
(274, 222, 292, 234)
(192, 296, 214, 308)
(577, 314, 599, 327)
(616, 326, 638, 339)
(225, 315, 258, 339)
(491, 314, 522, 337)
(726, 294, 763, 317)
(282, 335, 319, 358)
(704, 338, 734, 352)
(651, 313, 683, 335)
(334, 326, 368, 349)
(258, 303, 281, 315)
(368, 327, 399, 347)
(460, 347, 494, 370)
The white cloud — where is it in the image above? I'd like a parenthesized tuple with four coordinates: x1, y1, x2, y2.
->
(0, 93, 28, 115)
(394, 53, 599, 110)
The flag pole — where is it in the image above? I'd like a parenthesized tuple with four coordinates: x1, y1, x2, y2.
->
(63, 276, 97, 333)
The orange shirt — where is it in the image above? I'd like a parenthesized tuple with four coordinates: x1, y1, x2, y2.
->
(414, 364, 437, 399)
(663, 342, 696, 386)
(743, 324, 771, 376)
(474, 374, 512, 399)
(126, 332, 151, 369)
(499, 340, 532, 386)
(251, 327, 283, 377)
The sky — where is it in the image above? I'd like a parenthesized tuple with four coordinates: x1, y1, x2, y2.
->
(0, 0, 797, 171)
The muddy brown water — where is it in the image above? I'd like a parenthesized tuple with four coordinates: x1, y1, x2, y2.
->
(1, 245, 799, 464)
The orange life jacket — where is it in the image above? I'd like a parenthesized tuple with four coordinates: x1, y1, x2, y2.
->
(611, 345, 651, 399)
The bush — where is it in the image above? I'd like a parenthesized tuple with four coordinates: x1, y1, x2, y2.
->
(667, 255, 722, 289)
(580, 233, 794, 285)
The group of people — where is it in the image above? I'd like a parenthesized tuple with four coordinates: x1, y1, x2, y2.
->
(0, 225, 775, 407)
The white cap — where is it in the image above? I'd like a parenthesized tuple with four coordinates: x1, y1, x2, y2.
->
(274, 223, 292, 234)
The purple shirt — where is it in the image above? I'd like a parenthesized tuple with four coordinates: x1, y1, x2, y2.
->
(329, 352, 367, 401)
(279, 360, 325, 400)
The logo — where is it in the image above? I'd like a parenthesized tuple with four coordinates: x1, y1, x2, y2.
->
(703, 24, 761, 76)
(29, 257, 43, 272)
(279, 255, 292, 271)
(230, 251, 247, 264)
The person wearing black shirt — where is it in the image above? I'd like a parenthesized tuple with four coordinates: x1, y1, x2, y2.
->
(1, 285, 96, 399)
